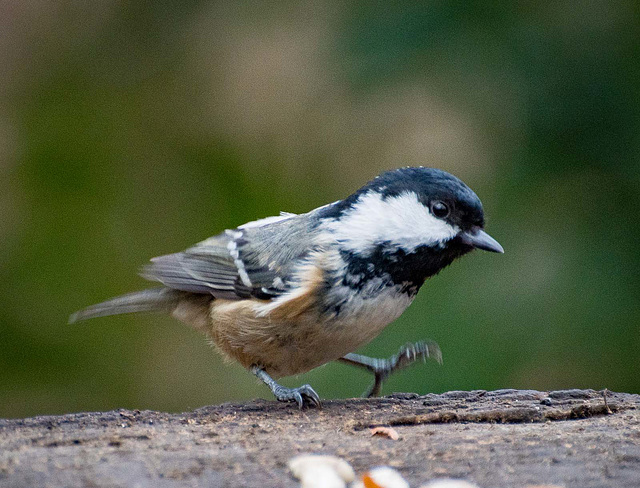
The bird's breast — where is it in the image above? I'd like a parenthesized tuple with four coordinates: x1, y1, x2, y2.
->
(322, 277, 415, 330)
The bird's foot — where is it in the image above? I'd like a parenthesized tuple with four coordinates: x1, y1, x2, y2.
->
(340, 340, 442, 398)
(390, 340, 443, 372)
(272, 383, 321, 409)
(366, 341, 442, 397)
(251, 365, 321, 409)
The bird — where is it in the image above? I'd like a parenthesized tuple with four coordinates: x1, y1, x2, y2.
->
(70, 167, 503, 408)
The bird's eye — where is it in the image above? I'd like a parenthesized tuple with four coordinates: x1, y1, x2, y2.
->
(431, 201, 450, 219)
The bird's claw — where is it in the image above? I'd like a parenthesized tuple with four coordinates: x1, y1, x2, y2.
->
(394, 341, 442, 369)
(365, 340, 442, 398)
(274, 383, 321, 409)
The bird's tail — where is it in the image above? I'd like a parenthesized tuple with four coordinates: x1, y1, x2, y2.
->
(69, 288, 186, 323)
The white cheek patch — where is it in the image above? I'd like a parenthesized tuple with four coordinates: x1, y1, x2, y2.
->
(323, 191, 459, 253)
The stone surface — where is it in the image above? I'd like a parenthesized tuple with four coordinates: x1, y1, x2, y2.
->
(1, 389, 639, 487)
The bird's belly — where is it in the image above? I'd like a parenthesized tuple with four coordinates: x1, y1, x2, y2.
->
(320, 284, 415, 355)
(207, 285, 414, 378)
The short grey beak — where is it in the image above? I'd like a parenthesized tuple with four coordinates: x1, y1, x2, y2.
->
(459, 228, 504, 253)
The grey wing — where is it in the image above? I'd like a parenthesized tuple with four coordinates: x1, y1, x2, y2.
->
(140, 212, 319, 300)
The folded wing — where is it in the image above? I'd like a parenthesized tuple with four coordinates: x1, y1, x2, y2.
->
(141, 212, 319, 301)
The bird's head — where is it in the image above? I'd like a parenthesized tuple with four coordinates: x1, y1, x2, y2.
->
(320, 167, 502, 288)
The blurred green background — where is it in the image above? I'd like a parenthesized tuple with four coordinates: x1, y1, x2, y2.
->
(1, 1, 639, 418)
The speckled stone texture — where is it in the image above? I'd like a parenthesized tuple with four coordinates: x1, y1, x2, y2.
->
(1, 389, 639, 487)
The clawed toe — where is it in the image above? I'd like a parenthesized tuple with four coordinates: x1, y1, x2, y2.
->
(298, 384, 321, 408)
(275, 384, 321, 409)
(251, 366, 322, 409)
(396, 341, 442, 368)
(357, 340, 443, 398)
(340, 339, 444, 399)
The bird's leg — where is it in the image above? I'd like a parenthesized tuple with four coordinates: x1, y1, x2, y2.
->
(338, 341, 443, 398)
(250, 365, 321, 409)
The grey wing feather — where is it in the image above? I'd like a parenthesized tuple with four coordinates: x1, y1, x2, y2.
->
(140, 212, 321, 300)
(141, 253, 238, 295)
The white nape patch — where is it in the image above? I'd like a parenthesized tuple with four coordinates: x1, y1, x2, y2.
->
(322, 191, 459, 254)
(238, 212, 296, 230)
(225, 230, 252, 287)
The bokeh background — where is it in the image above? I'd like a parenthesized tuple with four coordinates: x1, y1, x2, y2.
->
(2, 2, 639, 418)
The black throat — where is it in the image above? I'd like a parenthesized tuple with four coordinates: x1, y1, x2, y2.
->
(341, 240, 471, 296)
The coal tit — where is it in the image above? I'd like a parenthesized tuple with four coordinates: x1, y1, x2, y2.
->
(70, 167, 503, 408)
